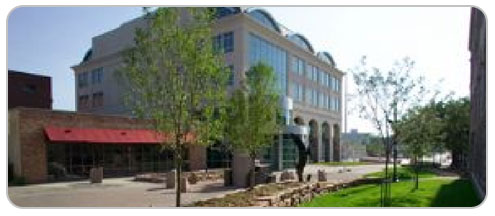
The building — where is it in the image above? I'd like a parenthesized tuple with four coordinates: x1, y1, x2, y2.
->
(8, 108, 206, 183)
(70, 8, 344, 187)
(8, 70, 52, 109)
(468, 7, 486, 200)
(340, 129, 370, 161)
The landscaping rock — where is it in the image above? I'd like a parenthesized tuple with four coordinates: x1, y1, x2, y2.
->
(166, 171, 176, 189)
(317, 170, 327, 182)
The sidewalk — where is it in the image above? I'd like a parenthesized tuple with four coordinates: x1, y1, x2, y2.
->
(8, 177, 239, 207)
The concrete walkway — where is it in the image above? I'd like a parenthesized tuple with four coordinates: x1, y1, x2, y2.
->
(8, 177, 240, 207)
(8, 164, 385, 207)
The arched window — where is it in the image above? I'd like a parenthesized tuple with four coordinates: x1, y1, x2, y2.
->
(245, 8, 281, 33)
(287, 33, 315, 54)
(317, 52, 336, 67)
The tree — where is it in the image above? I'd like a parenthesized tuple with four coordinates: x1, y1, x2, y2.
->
(366, 136, 385, 157)
(396, 97, 470, 188)
(117, 8, 229, 207)
(350, 56, 431, 206)
(396, 103, 442, 189)
(442, 98, 470, 170)
(226, 62, 281, 188)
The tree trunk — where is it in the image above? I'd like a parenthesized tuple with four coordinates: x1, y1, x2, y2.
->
(249, 155, 256, 189)
(175, 138, 182, 207)
(451, 150, 463, 170)
(415, 155, 419, 190)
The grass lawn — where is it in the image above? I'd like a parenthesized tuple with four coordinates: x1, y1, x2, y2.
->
(364, 166, 437, 179)
(299, 179, 481, 207)
(313, 161, 371, 166)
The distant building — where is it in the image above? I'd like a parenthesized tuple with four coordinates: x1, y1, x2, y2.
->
(8, 70, 52, 109)
(342, 129, 371, 146)
(468, 7, 486, 200)
(341, 129, 370, 161)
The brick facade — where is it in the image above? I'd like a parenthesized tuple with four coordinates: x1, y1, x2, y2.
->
(8, 70, 52, 109)
(468, 7, 486, 200)
(8, 108, 206, 183)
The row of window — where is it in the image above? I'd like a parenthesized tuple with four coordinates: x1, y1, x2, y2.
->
(78, 67, 104, 88)
(248, 33, 287, 94)
(213, 31, 234, 53)
(78, 92, 103, 109)
(291, 57, 340, 92)
(292, 82, 340, 111)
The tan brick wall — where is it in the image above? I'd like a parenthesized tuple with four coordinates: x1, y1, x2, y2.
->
(188, 145, 207, 170)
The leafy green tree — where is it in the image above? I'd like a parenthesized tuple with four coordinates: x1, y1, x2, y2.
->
(440, 98, 470, 169)
(226, 62, 281, 188)
(366, 136, 385, 157)
(117, 8, 229, 207)
(350, 56, 433, 206)
(396, 103, 442, 189)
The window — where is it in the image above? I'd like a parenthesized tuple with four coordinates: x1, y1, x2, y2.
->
(249, 33, 287, 94)
(330, 76, 335, 90)
(298, 58, 305, 76)
(291, 82, 304, 102)
(305, 87, 312, 105)
(312, 67, 318, 82)
(78, 72, 88, 88)
(92, 92, 104, 107)
(298, 85, 304, 102)
(292, 56, 305, 76)
(335, 78, 340, 92)
(213, 31, 234, 53)
(223, 32, 234, 53)
(312, 90, 318, 106)
(22, 84, 36, 94)
(318, 93, 325, 108)
(306, 64, 313, 80)
(78, 95, 89, 109)
(320, 71, 328, 86)
(91, 67, 103, 84)
(227, 65, 234, 85)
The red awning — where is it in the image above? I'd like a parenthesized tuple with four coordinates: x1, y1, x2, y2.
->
(44, 127, 166, 144)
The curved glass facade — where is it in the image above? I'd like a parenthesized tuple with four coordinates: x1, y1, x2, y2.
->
(288, 34, 314, 53)
(249, 33, 287, 95)
(247, 9, 281, 33)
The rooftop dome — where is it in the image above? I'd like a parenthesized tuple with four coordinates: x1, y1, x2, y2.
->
(244, 8, 281, 34)
(287, 33, 315, 54)
(317, 51, 336, 67)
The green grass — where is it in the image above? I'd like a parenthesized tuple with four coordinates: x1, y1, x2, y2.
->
(299, 179, 481, 207)
(313, 161, 370, 166)
(364, 166, 437, 180)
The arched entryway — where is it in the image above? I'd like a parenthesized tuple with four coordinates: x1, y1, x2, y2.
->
(322, 122, 331, 162)
(308, 119, 319, 162)
(333, 124, 341, 162)
(294, 116, 305, 126)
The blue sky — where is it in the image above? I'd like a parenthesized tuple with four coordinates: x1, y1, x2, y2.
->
(7, 7, 471, 133)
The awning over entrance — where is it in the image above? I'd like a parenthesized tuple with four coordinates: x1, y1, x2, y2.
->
(44, 127, 164, 144)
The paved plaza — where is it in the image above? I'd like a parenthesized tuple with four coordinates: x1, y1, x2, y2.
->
(8, 164, 385, 207)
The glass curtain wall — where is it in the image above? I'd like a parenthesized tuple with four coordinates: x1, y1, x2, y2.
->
(248, 33, 288, 95)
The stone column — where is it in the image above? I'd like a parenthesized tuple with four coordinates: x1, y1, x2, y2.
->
(232, 150, 252, 188)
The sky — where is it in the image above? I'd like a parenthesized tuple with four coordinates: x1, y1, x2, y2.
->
(7, 6, 472, 134)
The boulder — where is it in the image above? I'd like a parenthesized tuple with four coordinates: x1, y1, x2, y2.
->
(317, 170, 327, 182)
(166, 171, 176, 189)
